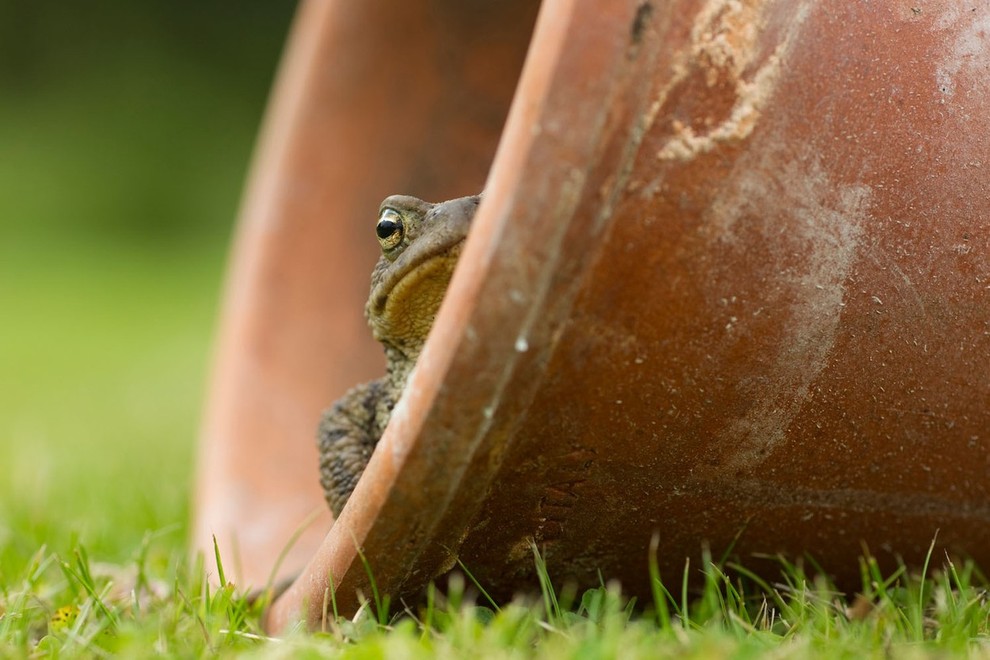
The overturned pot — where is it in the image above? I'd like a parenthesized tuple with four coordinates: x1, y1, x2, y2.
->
(193, 0, 990, 632)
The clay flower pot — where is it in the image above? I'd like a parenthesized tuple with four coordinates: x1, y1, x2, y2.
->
(193, 0, 990, 633)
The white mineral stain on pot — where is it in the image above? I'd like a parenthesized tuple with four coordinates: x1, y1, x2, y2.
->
(934, 6, 990, 103)
(707, 152, 872, 474)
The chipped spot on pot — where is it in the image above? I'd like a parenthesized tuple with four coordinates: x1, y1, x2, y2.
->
(657, 0, 811, 160)
(387, 386, 413, 463)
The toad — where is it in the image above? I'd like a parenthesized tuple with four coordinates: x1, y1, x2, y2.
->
(318, 194, 480, 516)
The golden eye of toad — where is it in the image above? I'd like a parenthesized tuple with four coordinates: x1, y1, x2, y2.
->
(376, 209, 404, 252)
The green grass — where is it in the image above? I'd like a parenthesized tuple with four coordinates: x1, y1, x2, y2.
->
(2, 230, 990, 659)
(0, 238, 219, 563)
(3, 520, 990, 657)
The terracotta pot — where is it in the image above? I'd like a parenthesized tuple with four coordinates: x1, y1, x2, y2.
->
(193, 0, 990, 633)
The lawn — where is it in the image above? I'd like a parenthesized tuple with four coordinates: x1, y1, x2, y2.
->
(2, 3, 990, 658)
(4, 164, 990, 660)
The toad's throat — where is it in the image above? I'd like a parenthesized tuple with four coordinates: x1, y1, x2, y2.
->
(369, 247, 464, 348)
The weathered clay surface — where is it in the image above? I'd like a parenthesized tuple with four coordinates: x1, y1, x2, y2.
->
(206, 0, 990, 631)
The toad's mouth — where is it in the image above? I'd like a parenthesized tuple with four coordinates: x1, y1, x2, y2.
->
(367, 237, 467, 329)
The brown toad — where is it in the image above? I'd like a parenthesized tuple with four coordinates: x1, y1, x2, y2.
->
(318, 194, 479, 516)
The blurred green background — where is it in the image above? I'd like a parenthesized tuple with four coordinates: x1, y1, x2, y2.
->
(0, 3, 297, 569)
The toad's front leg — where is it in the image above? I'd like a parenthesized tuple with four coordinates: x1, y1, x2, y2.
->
(317, 378, 391, 516)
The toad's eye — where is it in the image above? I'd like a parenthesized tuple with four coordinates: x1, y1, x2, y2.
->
(376, 208, 404, 252)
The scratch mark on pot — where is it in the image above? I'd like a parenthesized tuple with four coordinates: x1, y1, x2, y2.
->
(865, 248, 928, 322)
(686, 477, 990, 522)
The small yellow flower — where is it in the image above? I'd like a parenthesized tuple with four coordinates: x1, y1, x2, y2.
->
(49, 604, 80, 633)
